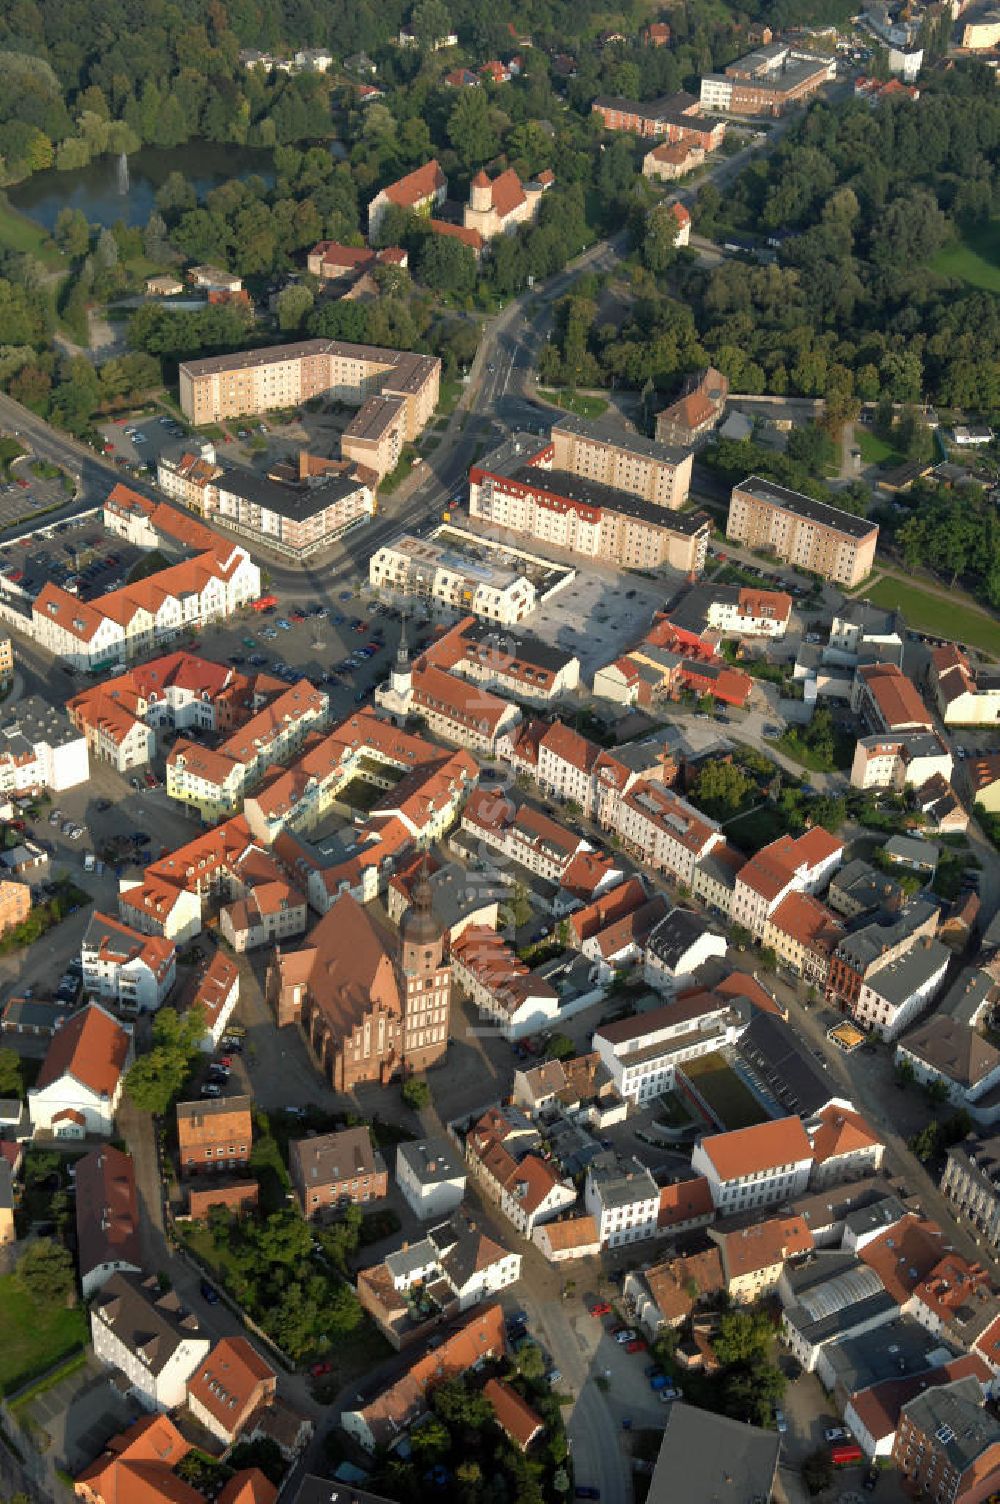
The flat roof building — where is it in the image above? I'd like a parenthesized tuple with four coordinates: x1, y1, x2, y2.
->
(727, 475, 878, 588)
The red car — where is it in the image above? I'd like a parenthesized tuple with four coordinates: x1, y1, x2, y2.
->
(218, 1055, 233, 1067)
(310, 1360, 332, 1377)
(290, 609, 306, 622)
(144, 771, 158, 788)
(626, 1338, 647, 1354)
(102, 443, 115, 454)
(589, 1301, 611, 1317)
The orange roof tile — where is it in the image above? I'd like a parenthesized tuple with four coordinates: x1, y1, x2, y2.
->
(484, 1378, 544, 1450)
(809, 1104, 883, 1164)
(384, 159, 446, 209)
(712, 1213, 813, 1279)
(699, 1116, 813, 1183)
(218, 1470, 278, 1504)
(657, 1176, 713, 1230)
(35, 1003, 130, 1097)
(187, 1338, 275, 1435)
(430, 219, 484, 252)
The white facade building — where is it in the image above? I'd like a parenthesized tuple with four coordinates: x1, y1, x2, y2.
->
(90, 1272, 210, 1411)
(0, 697, 89, 795)
(585, 1161, 660, 1248)
(691, 1116, 815, 1213)
(395, 1138, 467, 1221)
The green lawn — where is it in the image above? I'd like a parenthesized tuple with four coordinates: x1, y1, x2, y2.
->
(0, 1277, 89, 1396)
(933, 219, 1000, 293)
(864, 575, 1000, 659)
(0, 200, 65, 269)
(437, 377, 463, 416)
(681, 1052, 767, 1131)
(855, 427, 904, 467)
(723, 805, 789, 852)
(537, 388, 610, 419)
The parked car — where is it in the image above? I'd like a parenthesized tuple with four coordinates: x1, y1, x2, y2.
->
(824, 1427, 850, 1444)
(626, 1338, 647, 1354)
(775, 1408, 788, 1434)
(613, 1327, 637, 1344)
(588, 1301, 611, 1317)
(200, 1280, 220, 1305)
(200, 1083, 222, 1098)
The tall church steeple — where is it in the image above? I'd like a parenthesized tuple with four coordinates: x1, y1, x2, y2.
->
(391, 610, 413, 697)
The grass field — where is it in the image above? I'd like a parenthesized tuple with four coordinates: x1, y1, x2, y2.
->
(537, 388, 610, 419)
(0, 1277, 88, 1396)
(933, 219, 1000, 294)
(855, 427, 904, 467)
(0, 199, 65, 269)
(864, 575, 1000, 659)
(681, 1051, 768, 1130)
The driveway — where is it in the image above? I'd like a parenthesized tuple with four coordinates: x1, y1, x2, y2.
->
(23, 1353, 140, 1472)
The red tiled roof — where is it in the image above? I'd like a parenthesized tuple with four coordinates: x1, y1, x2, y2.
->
(657, 1175, 713, 1230)
(700, 1116, 813, 1183)
(384, 159, 446, 208)
(809, 1104, 882, 1164)
(34, 1003, 130, 1098)
(430, 220, 484, 252)
(484, 1378, 544, 1450)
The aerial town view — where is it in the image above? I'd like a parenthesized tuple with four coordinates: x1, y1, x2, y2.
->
(1, 3, 1000, 1504)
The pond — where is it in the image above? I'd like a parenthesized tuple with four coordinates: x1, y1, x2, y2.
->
(8, 142, 277, 231)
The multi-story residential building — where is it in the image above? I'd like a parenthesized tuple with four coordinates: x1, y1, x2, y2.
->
(28, 1003, 132, 1138)
(731, 828, 844, 940)
(826, 899, 939, 1011)
(624, 1245, 725, 1334)
(464, 1108, 577, 1235)
(219, 878, 308, 953)
(643, 139, 706, 180)
(290, 1127, 388, 1216)
(179, 339, 440, 439)
(726, 476, 878, 587)
(942, 1134, 1000, 1249)
(700, 43, 833, 116)
(75, 1145, 141, 1299)
(827, 859, 904, 921)
(850, 731, 953, 792)
(189, 950, 241, 1052)
(395, 1137, 466, 1220)
(549, 415, 695, 508)
(267, 876, 451, 1089)
(0, 696, 89, 795)
(451, 926, 560, 1040)
(643, 907, 728, 993)
(593, 992, 749, 1103)
(709, 1213, 813, 1304)
(763, 892, 845, 986)
(592, 93, 725, 147)
(469, 455, 709, 571)
(210, 466, 375, 559)
(585, 1159, 660, 1247)
(367, 159, 447, 238)
(603, 782, 724, 885)
(896, 1016, 1000, 1123)
(369, 534, 538, 624)
(91, 1272, 211, 1411)
(893, 1377, 1000, 1502)
(341, 1304, 506, 1452)
(0, 632, 13, 682)
(186, 1338, 277, 1448)
(808, 1103, 885, 1189)
(691, 1116, 815, 1213)
(82, 912, 176, 1013)
(852, 663, 932, 735)
(377, 655, 521, 756)
(421, 616, 581, 704)
(654, 367, 729, 448)
(665, 581, 793, 639)
(34, 538, 260, 671)
(851, 935, 951, 1039)
(176, 1095, 253, 1177)
(357, 1213, 521, 1348)
(156, 445, 222, 514)
(166, 679, 329, 822)
(929, 644, 1000, 727)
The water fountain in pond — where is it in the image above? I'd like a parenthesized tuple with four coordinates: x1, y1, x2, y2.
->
(116, 152, 129, 195)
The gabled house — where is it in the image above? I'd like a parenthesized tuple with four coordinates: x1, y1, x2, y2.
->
(75, 1145, 141, 1299)
(186, 1337, 277, 1446)
(28, 1002, 132, 1138)
(91, 1272, 211, 1411)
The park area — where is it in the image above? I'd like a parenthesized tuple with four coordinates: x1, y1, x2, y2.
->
(681, 1052, 768, 1131)
(933, 219, 1000, 294)
(863, 575, 1000, 659)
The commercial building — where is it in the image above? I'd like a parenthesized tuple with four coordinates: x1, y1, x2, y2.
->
(691, 1116, 815, 1213)
(290, 1127, 388, 1216)
(731, 828, 844, 942)
(646, 1404, 780, 1504)
(726, 476, 878, 587)
(421, 616, 581, 705)
(178, 339, 440, 440)
(603, 783, 724, 886)
(942, 1134, 1000, 1250)
(592, 93, 725, 149)
(700, 42, 833, 116)
(594, 991, 747, 1104)
(0, 695, 89, 795)
(211, 466, 375, 558)
(370, 534, 538, 624)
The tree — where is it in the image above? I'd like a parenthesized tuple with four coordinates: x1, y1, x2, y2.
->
(714, 1308, 772, 1367)
(447, 89, 499, 167)
(802, 1449, 834, 1496)
(410, 1414, 450, 1460)
(546, 1033, 575, 1061)
(17, 1238, 76, 1306)
(516, 1341, 546, 1380)
(402, 1076, 430, 1110)
(0, 1046, 23, 1098)
(275, 283, 314, 333)
(909, 1121, 941, 1162)
(411, 0, 452, 49)
(693, 760, 753, 818)
(642, 203, 680, 274)
(125, 1006, 204, 1116)
(417, 235, 477, 297)
(54, 208, 90, 258)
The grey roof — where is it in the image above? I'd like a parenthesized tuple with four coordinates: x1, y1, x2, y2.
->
(516, 465, 710, 534)
(396, 1136, 464, 1188)
(785, 1177, 903, 1235)
(402, 861, 506, 933)
(551, 412, 691, 467)
(647, 1401, 780, 1504)
(430, 1211, 513, 1290)
(900, 1376, 1000, 1469)
(0, 695, 81, 752)
(784, 1289, 897, 1351)
(91, 1271, 204, 1374)
(829, 858, 903, 915)
(0, 1158, 12, 1212)
(646, 907, 718, 969)
(823, 1314, 955, 1396)
(587, 1159, 658, 1210)
(899, 1015, 1000, 1090)
(290, 1126, 383, 1187)
(863, 938, 949, 1008)
(843, 1195, 909, 1240)
(736, 1010, 833, 1118)
(1, 998, 72, 1032)
(833, 899, 938, 972)
(884, 835, 940, 870)
(216, 466, 363, 523)
(287, 1479, 396, 1504)
(462, 621, 577, 674)
(667, 583, 742, 635)
(782, 1248, 861, 1299)
(735, 475, 877, 540)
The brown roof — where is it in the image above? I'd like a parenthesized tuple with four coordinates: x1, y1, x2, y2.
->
(484, 1378, 544, 1450)
(859, 1214, 947, 1304)
(711, 1213, 813, 1280)
(539, 1214, 598, 1250)
(383, 159, 446, 209)
(859, 663, 932, 731)
(699, 1116, 813, 1183)
(187, 1338, 275, 1437)
(657, 1176, 714, 1230)
(284, 891, 403, 1040)
(176, 1095, 253, 1150)
(645, 1247, 725, 1325)
(715, 969, 785, 1018)
(540, 720, 600, 775)
(34, 1002, 131, 1098)
(290, 1126, 380, 1190)
(75, 1145, 140, 1284)
(217, 1470, 278, 1504)
(485, 167, 527, 220)
(849, 1354, 992, 1445)
(430, 219, 484, 252)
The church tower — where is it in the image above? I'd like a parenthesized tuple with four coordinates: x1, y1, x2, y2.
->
(470, 168, 492, 214)
(390, 612, 413, 698)
(399, 856, 451, 1074)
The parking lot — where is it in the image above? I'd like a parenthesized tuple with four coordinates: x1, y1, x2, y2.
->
(0, 510, 149, 604)
(0, 452, 71, 529)
(20, 1353, 141, 1473)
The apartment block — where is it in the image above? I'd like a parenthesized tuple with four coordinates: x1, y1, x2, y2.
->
(82, 912, 177, 1013)
(370, 534, 537, 624)
(691, 1116, 815, 1213)
(942, 1134, 1000, 1249)
(0, 695, 89, 795)
(178, 339, 440, 440)
(211, 466, 375, 559)
(594, 991, 748, 1103)
(585, 1160, 660, 1247)
(850, 731, 952, 792)
(290, 1127, 388, 1217)
(726, 476, 878, 587)
(176, 1095, 253, 1176)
